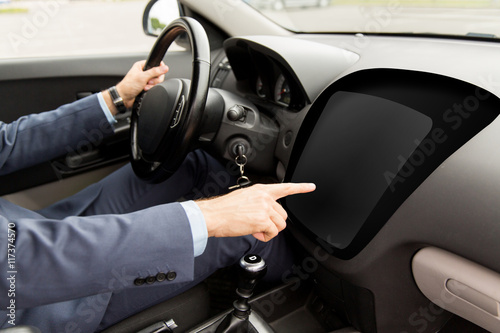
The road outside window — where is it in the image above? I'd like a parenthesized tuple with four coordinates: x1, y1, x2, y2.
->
(246, 0, 500, 38)
(0, 0, 178, 59)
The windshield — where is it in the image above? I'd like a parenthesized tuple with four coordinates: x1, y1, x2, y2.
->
(243, 0, 500, 39)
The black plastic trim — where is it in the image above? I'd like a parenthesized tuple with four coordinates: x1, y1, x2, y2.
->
(282, 68, 500, 259)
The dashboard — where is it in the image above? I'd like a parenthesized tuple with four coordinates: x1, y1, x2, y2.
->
(219, 34, 500, 260)
(222, 36, 359, 112)
(208, 33, 500, 331)
(212, 36, 360, 178)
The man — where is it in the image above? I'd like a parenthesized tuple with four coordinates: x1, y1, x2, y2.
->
(0, 61, 315, 332)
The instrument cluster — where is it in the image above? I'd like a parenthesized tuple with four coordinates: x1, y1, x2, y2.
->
(223, 37, 308, 112)
(255, 72, 292, 108)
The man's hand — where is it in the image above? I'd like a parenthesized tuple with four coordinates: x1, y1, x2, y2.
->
(103, 60, 169, 114)
(195, 183, 316, 242)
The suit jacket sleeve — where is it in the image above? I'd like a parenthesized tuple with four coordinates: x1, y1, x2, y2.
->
(0, 94, 114, 175)
(0, 95, 196, 308)
(0, 201, 195, 309)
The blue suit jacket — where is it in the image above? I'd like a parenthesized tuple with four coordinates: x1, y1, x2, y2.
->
(0, 95, 195, 331)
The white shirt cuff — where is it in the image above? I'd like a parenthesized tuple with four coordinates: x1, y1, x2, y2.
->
(97, 92, 117, 126)
(180, 200, 208, 257)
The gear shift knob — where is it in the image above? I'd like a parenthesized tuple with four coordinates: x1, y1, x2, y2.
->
(240, 254, 266, 271)
(238, 254, 267, 294)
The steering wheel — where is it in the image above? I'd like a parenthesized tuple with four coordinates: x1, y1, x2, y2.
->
(130, 17, 211, 183)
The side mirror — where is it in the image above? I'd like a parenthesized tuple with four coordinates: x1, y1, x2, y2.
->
(142, 0, 181, 37)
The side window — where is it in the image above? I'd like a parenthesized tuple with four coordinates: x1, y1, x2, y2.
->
(0, 0, 180, 59)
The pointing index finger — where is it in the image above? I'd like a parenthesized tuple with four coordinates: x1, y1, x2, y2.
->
(266, 183, 316, 200)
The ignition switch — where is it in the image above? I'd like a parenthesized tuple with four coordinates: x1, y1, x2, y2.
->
(228, 137, 252, 159)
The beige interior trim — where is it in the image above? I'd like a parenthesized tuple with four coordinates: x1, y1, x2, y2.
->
(412, 247, 500, 333)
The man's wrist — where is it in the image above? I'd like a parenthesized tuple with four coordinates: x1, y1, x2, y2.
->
(116, 82, 137, 109)
(97, 92, 118, 126)
(107, 86, 128, 114)
(101, 89, 119, 116)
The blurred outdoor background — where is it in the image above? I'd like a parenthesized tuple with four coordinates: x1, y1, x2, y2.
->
(1, 0, 500, 59)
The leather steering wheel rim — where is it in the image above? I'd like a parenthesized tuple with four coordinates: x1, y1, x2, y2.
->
(130, 17, 211, 183)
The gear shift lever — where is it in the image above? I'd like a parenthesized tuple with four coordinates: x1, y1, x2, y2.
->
(233, 254, 267, 319)
(189, 254, 274, 333)
(215, 254, 267, 333)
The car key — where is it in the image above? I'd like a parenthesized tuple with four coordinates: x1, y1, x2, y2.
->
(228, 145, 252, 191)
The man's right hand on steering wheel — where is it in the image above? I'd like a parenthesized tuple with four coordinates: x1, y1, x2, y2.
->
(102, 60, 169, 115)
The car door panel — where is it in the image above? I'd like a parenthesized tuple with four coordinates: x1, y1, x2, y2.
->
(0, 50, 194, 208)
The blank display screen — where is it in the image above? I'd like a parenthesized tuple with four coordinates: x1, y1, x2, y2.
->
(286, 91, 432, 249)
